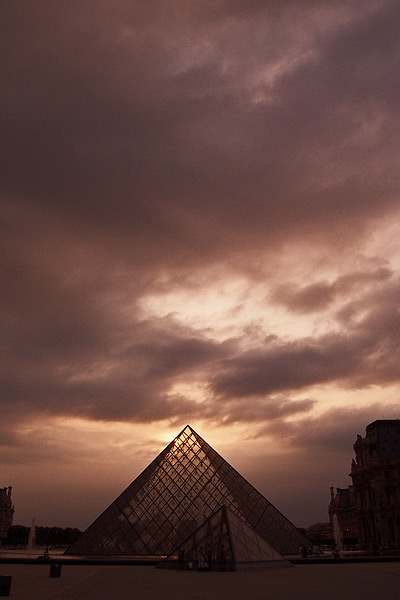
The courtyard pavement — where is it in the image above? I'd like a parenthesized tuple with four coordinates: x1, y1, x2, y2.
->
(1, 561, 399, 600)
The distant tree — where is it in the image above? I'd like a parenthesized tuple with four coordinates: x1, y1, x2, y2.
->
(5, 525, 82, 547)
(35, 526, 82, 546)
(6, 525, 29, 546)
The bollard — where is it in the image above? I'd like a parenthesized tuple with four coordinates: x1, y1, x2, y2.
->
(49, 563, 62, 578)
(0, 576, 12, 597)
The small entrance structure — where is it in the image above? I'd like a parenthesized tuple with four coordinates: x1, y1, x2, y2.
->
(157, 504, 291, 571)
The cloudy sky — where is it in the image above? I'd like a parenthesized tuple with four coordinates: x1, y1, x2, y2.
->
(2, 0, 400, 530)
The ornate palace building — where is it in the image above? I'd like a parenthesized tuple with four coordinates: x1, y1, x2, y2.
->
(350, 420, 400, 551)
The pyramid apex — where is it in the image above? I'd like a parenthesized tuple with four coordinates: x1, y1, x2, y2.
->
(175, 424, 196, 438)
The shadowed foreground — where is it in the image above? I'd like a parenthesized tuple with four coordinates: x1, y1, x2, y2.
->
(1, 562, 400, 600)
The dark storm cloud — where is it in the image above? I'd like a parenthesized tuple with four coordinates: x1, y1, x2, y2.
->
(0, 223, 233, 424)
(211, 276, 400, 399)
(254, 403, 400, 453)
(1, 287, 232, 422)
(1, 0, 400, 433)
(271, 267, 392, 313)
(2, 262, 398, 429)
(202, 396, 316, 426)
(2, 0, 399, 266)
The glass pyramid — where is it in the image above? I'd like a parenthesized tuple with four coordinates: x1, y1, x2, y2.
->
(66, 425, 307, 556)
(157, 504, 291, 571)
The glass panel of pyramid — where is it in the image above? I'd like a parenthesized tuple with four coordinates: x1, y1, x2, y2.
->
(157, 504, 291, 571)
(66, 425, 307, 556)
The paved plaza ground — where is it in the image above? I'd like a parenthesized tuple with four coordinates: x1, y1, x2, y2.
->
(1, 561, 399, 600)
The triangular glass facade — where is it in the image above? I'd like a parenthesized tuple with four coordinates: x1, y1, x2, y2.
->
(66, 425, 307, 556)
(157, 505, 290, 571)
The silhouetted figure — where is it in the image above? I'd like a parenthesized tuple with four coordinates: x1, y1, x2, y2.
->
(198, 546, 205, 569)
(187, 550, 195, 570)
(207, 544, 213, 571)
(178, 548, 186, 570)
(312, 545, 320, 557)
(220, 544, 227, 571)
(332, 545, 340, 560)
(300, 544, 307, 558)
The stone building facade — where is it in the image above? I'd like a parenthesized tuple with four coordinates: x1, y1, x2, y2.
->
(0, 487, 14, 541)
(306, 521, 333, 546)
(350, 420, 400, 551)
(328, 487, 358, 549)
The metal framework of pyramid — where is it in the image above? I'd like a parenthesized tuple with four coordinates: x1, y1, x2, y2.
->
(66, 425, 307, 556)
(157, 504, 291, 571)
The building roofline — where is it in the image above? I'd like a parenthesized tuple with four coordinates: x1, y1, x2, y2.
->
(366, 419, 400, 433)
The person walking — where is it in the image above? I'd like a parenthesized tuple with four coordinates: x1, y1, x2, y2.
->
(178, 548, 186, 570)
(219, 544, 227, 571)
(198, 546, 205, 569)
(207, 545, 213, 571)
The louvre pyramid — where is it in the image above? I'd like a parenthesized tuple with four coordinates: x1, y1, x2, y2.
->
(157, 504, 291, 571)
(66, 425, 307, 556)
